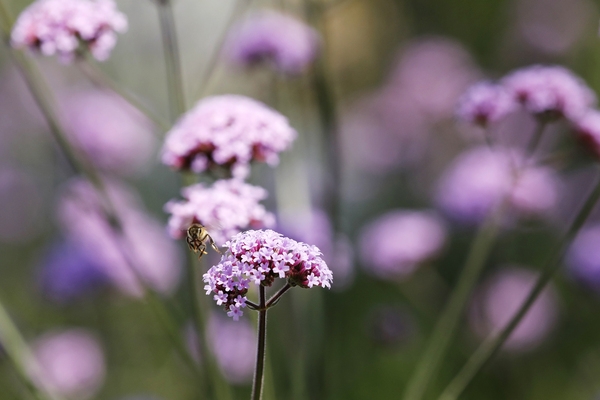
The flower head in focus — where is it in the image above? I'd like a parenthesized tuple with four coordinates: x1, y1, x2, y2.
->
(11, 0, 127, 62)
(359, 210, 446, 280)
(502, 65, 595, 121)
(27, 329, 105, 399)
(436, 146, 559, 224)
(57, 178, 183, 297)
(469, 267, 558, 351)
(62, 90, 155, 176)
(224, 10, 319, 75)
(203, 229, 332, 320)
(164, 179, 275, 246)
(161, 95, 296, 179)
(456, 81, 516, 127)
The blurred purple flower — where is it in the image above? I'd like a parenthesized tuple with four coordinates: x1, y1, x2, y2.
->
(224, 10, 319, 75)
(61, 90, 155, 177)
(278, 209, 355, 290)
(387, 38, 482, 119)
(11, 0, 127, 62)
(0, 168, 44, 243)
(359, 210, 446, 280)
(161, 95, 296, 179)
(208, 314, 256, 384)
(27, 329, 105, 399)
(566, 225, 600, 289)
(57, 178, 183, 297)
(469, 267, 559, 351)
(164, 179, 275, 246)
(502, 65, 596, 121)
(203, 229, 332, 320)
(436, 146, 559, 224)
(37, 240, 109, 303)
(456, 82, 517, 127)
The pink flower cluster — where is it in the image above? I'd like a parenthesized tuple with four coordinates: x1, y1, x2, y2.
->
(11, 0, 127, 62)
(458, 65, 596, 125)
(161, 95, 297, 179)
(164, 179, 275, 245)
(224, 10, 320, 75)
(203, 230, 332, 320)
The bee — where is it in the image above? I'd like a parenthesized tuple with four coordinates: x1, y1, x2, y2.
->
(186, 223, 221, 258)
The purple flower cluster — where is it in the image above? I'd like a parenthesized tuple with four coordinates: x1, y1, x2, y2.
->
(203, 230, 332, 320)
(11, 0, 127, 62)
(164, 179, 275, 245)
(161, 95, 297, 179)
(458, 65, 596, 125)
(224, 10, 319, 75)
(456, 82, 516, 127)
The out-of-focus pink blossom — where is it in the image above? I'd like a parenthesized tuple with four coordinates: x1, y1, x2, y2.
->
(27, 329, 105, 399)
(359, 210, 446, 279)
(387, 38, 482, 119)
(57, 178, 183, 297)
(164, 179, 275, 246)
(567, 225, 600, 290)
(469, 267, 559, 351)
(203, 230, 332, 320)
(224, 10, 319, 75)
(208, 314, 256, 384)
(456, 82, 517, 127)
(161, 95, 296, 179)
(502, 65, 595, 121)
(11, 0, 127, 62)
(436, 146, 559, 224)
(62, 90, 155, 176)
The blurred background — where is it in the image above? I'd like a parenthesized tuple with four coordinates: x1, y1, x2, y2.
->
(3, 0, 600, 399)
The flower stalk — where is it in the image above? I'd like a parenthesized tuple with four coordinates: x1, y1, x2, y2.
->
(251, 285, 268, 400)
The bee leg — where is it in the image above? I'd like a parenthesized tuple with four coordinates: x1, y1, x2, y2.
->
(186, 237, 197, 252)
(208, 236, 221, 254)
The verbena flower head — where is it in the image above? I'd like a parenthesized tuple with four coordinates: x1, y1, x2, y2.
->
(161, 95, 297, 179)
(456, 81, 516, 127)
(224, 10, 319, 75)
(436, 146, 559, 224)
(203, 229, 332, 320)
(359, 210, 446, 280)
(573, 110, 600, 159)
(62, 90, 155, 176)
(502, 65, 595, 121)
(164, 179, 275, 246)
(27, 329, 105, 399)
(469, 267, 558, 351)
(11, 0, 127, 62)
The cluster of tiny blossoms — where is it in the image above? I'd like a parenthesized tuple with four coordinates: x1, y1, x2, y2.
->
(203, 230, 332, 320)
(164, 179, 275, 245)
(161, 95, 297, 179)
(458, 65, 596, 126)
(11, 0, 127, 62)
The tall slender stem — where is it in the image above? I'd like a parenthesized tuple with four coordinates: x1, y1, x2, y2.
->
(157, 0, 186, 121)
(251, 286, 268, 400)
(0, 300, 65, 400)
(77, 56, 169, 131)
(438, 170, 600, 400)
(403, 204, 505, 400)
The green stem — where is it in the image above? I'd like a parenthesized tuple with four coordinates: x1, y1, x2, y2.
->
(156, 0, 186, 121)
(77, 56, 169, 131)
(194, 0, 254, 99)
(403, 204, 504, 400)
(437, 170, 600, 400)
(0, 301, 65, 400)
(251, 285, 268, 400)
